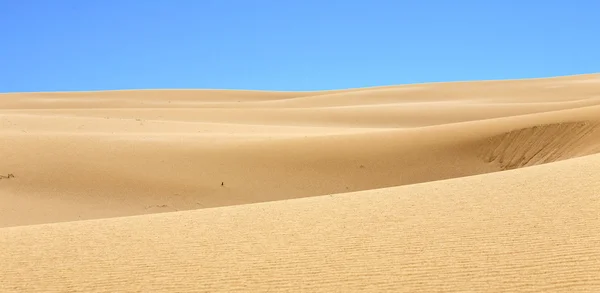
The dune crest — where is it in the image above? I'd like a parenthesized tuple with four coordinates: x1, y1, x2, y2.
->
(1, 148, 600, 292)
(2, 73, 600, 291)
(2, 74, 600, 227)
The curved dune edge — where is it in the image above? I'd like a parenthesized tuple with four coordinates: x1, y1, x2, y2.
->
(1, 151, 600, 292)
(479, 121, 600, 170)
(1, 74, 600, 227)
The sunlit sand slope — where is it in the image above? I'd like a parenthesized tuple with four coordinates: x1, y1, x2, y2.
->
(1, 151, 599, 292)
(1, 74, 600, 227)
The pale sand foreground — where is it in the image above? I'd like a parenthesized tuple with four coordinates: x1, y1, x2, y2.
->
(1, 149, 600, 292)
(1, 74, 600, 291)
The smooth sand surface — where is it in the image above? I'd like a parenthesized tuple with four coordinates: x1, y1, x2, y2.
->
(1, 73, 600, 292)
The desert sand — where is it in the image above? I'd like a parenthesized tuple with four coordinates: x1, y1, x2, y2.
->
(1, 73, 600, 292)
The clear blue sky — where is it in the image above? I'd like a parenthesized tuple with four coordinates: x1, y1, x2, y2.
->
(1, 0, 598, 92)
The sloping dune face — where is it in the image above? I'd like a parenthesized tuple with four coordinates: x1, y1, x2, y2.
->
(1, 150, 599, 292)
(479, 121, 600, 170)
(2, 74, 600, 292)
(1, 74, 600, 227)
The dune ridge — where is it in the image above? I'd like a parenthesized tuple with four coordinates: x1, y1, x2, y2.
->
(1, 149, 600, 292)
(1, 73, 600, 291)
(2, 74, 600, 227)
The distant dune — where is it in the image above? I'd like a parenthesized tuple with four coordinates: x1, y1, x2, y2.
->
(1, 74, 600, 292)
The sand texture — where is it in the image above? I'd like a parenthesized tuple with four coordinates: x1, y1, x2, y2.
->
(1, 74, 600, 292)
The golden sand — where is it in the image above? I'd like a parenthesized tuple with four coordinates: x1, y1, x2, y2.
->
(1, 74, 599, 292)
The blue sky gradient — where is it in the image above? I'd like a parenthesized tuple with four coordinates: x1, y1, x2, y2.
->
(1, 0, 599, 92)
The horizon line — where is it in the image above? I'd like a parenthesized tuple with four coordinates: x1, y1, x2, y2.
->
(2, 72, 598, 95)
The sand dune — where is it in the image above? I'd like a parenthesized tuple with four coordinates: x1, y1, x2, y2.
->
(1, 144, 600, 292)
(1, 74, 600, 291)
(2, 74, 600, 227)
